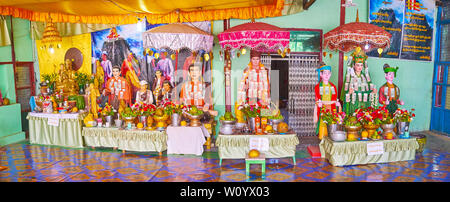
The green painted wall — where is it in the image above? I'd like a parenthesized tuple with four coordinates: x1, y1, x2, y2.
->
(211, 0, 434, 132)
(0, 16, 32, 145)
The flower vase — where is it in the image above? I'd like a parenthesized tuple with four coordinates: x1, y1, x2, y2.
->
(105, 115, 113, 124)
(78, 84, 85, 95)
(381, 123, 396, 139)
(171, 113, 181, 126)
(139, 115, 148, 127)
(345, 125, 361, 141)
(397, 121, 410, 137)
(327, 123, 343, 135)
(247, 117, 256, 132)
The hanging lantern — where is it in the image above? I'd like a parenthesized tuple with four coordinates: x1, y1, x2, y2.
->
(329, 53, 333, 59)
(277, 49, 282, 55)
(237, 52, 241, 58)
(344, 55, 348, 61)
(204, 53, 210, 61)
(209, 52, 213, 60)
(154, 52, 160, 59)
(192, 51, 197, 58)
(323, 52, 327, 57)
(171, 54, 176, 60)
(287, 48, 291, 54)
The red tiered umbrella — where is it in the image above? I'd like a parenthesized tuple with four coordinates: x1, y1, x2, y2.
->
(323, 17, 392, 53)
(218, 22, 290, 53)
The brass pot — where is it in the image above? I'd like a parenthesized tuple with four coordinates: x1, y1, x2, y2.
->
(345, 125, 362, 141)
(183, 111, 204, 127)
(363, 124, 380, 137)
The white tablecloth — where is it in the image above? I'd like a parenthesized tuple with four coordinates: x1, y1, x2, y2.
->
(28, 112, 82, 119)
(166, 126, 210, 156)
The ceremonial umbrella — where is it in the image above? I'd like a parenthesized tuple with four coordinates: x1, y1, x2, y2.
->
(218, 22, 290, 54)
(143, 23, 213, 53)
(323, 16, 392, 53)
(142, 23, 214, 101)
(217, 21, 290, 111)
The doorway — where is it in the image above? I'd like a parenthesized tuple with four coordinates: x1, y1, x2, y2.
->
(268, 54, 319, 137)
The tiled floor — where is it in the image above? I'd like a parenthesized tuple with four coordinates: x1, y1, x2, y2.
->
(0, 131, 448, 182)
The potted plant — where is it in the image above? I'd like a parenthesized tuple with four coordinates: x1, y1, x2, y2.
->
(74, 72, 90, 94)
(320, 108, 345, 135)
(41, 73, 58, 94)
(394, 108, 415, 138)
(343, 115, 361, 141)
(101, 103, 115, 125)
(164, 102, 185, 126)
(355, 107, 383, 140)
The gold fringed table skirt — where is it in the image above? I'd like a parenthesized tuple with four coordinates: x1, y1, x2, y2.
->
(319, 136, 419, 166)
(82, 127, 167, 153)
(215, 134, 299, 159)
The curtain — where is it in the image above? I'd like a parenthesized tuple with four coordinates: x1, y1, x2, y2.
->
(0, 16, 11, 47)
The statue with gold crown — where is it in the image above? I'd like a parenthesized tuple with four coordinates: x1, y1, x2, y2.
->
(55, 59, 79, 97)
(340, 47, 377, 115)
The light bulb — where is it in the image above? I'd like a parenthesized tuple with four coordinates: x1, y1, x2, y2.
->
(49, 45, 54, 54)
(364, 44, 369, 50)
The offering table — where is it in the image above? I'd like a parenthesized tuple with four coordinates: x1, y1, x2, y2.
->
(319, 136, 419, 166)
(82, 127, 167, 155)
(27, 112, 86, 148)
(216, 133, 299, 166)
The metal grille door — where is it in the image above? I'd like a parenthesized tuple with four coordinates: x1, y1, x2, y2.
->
(288, 55, 319, 136)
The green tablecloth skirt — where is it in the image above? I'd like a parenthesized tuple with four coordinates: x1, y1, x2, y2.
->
(82, 127, 167, 152)
(216, 134, 299, 159)
(27, 115, 84, 148)
(319, 136, 419, 166)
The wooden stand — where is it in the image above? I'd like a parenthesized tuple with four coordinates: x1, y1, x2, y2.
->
(245, 153, 266, 179)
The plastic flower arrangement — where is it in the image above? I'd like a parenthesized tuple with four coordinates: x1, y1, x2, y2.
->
(355, 107, 383, 126)
(379, 105, 395, 124)
(101, 103, 115, 116)
(394, 108, 415, 122)
(163, 102, 185, 115)
(131, 102, 156, 116)
(320, 108, 346, 125)
(241, 100, 268, 118)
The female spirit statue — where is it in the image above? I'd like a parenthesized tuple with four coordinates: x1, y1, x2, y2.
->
(314, 63, 340, 135)
(340, 48, 377, 115)
(379, 63, 403, 114)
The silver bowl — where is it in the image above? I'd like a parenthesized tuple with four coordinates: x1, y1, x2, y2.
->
(330, 130, 346, 142)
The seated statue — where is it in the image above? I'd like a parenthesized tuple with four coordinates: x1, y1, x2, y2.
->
(55, 59, 79, 96)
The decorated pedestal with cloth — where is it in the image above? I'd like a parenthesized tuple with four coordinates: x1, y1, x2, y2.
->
(166, 126, 210, 156)
(82, 127, 167, 154)
(27, 112, 86, 148)
(216, 134, 299, 166)
(319, 136, 419, 166)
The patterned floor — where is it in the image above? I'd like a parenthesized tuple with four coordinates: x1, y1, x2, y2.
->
(0, 134, 449, 182)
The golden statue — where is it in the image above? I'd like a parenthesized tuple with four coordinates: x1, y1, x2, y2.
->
(55, 59, 78, 96)
(86, 83, 100, 119)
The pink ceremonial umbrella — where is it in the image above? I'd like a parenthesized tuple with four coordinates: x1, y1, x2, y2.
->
(218, 22, 290, 53)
